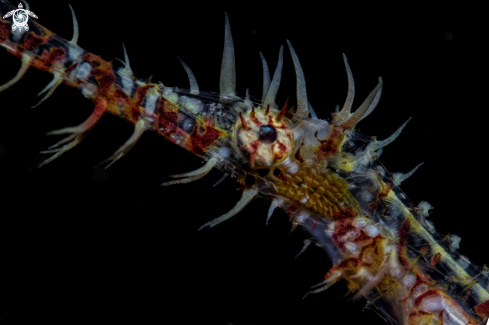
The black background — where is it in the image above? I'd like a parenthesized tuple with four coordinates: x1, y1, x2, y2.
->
(0, 1, 487, 324)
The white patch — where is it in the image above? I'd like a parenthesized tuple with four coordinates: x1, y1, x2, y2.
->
(162, 87, 179, 104)
(353, 218, 367, 229)
(413, 285, 429, 300)
(217, 147, 230, 159)
(293, 211, 309, 224)
(324, 223, 335, 237)
(384, 244, 395, 254)
(401, 274, 415, 288)
(282, 158, 298, 174)
(180, 96, 203, 114)
(144, 89, 159, 114)
(389, 267, 403, 278)
(12, 28, 25, 43)
(344, 242, 358, 253)
(170, 134, 182, 145)
(68, 44, 83, 61)
(344, 230, 359, 241)
(365, 225, 379, 237)
(74, 62, 92, 80)
(119, 69, 134, 97)
(257, 142, 272, 166)
(419, 295, 444, 313)
(80, 84, 98, 99)
(300, 196, 308, 204)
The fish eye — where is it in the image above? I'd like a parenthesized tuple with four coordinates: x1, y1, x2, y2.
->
(258, 124, 278, 144)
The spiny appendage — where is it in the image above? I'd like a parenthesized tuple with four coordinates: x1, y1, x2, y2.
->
(340, 77, 383, 130)
(371, 117, 411, 151)
(219, 12, 236, 100)
(266, 198, 280, 225)
(32, 5, 79, 108)
(98, 85, 160, 169)
(285, 40, 309, 119)
(303, 270, 343, 299)
(392, 162, 424, 185)
(38, 97, 106, 168)
(259, 52, 271, 102)
(96, 120, 145, 169)
(335, 54, 355, 125)
(161, 157, 218, 187)
(212, 172, 229, 187)
(295, 239, 312, 259)
(178, 56, 199, 95)
(116, 44, 134, 96)
(0, 52, 32, 92)
(329, 53, 383, 129)
(262, 45, 284, 110)
(199, 188, 258, 230)
(275, 164, 360, 218)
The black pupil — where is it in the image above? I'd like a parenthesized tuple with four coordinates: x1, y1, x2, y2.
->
(258, 125, 278, 144)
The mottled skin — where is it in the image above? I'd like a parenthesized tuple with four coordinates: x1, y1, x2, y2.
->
(1, 1, 488, 323)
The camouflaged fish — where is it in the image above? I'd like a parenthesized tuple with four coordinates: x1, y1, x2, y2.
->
(1, 1, 488, 324)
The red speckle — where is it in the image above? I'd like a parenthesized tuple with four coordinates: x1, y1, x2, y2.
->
(24, 32, 47, 50)
(81, 53, 101, 64)
(276, 97, 289, 121)
(311, 220, 318, 229)
(331, 207, 358, 251)
(378, 183, 392, 199)
(397, 219, 411, 268)
(114, 88, 130, 102)
(294, 142, 304, 163)
(316, 127, 345, 158)
(420, 246, 429, 255)
(439, 311, 445, 325)
(250, 105, 255, 118)
(474, 300, 489, 317)
(285, 204, 298, 215)
(369, 201, 379, 209)
(273, 168, 287, 183)
(409, 310, 432, 317)
(246, 139, 261, 168)
(415, 289, 437, 306)
(267, 115, 274, 125)
(0, 20, 10, 42)
(65, 62, 78, 73)
(239, 113, 250, 130)
(156, 98, 178, 135)
(336, 258, 359, 272)
(249, 115, 263, 127)
(40, 47, 66, 69)
(353, 230, 371, 242)
(93, 66, 116, 92)
(410, 273, 432, 293)
(431, 252, 441, 266)
(125, 84, 153, 121)
(190, 121, 223, 155)
(398, 219, 411, 244)
(332, 207, 356, 221)
(272, 139, 287, 160)
(284, 109, 293, 119)
(135, 84, 152, 106)
(159, 109, 178, 134)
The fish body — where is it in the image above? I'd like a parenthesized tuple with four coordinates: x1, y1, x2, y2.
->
(0, 1, 487, 324)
